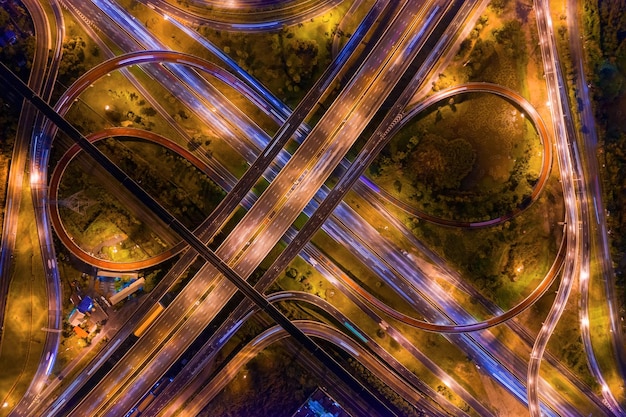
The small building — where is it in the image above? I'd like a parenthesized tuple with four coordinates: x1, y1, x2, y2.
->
(108, 278, 145, 305)
(97, 270, 138, 279)
(85, 319, 98, 334)
(68, 309, 85, 327)
(73, 326, 88, 338)
(77, 296, 93, 314)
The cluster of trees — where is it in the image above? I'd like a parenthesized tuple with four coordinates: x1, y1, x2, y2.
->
(371, 130, 476, 192)
(0, 7, 34, 77)
(346, 357, 433, 416)
(453, 14, 529, 92)
(412, 204, 556, 305)
(489, 0, 511, 15)
(58, 36, 89, 85)
(493, 20, 527, 59)
(0, 6, 34, 159)
(584, 1, 626, 103)
(0, 96, 17, 153)
(59, 169, 130, 234)
(284, 265, 315, 293)
(204, 346, 318, 417)
(200, 24, 330, 105)
(58, 162, 167, 258)
(370, 106, 536, 223)
(98, 138, 225, 230)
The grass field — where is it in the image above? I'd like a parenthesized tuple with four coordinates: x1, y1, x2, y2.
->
(372, 92, 542, 223)
(0, 183, 47, 415)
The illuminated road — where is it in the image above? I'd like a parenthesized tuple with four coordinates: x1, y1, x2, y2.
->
(151, 290, 496, 417)
(527, 1, 623, 416)
(64, 3, 458, 415)
(565, 0, 626, 408)
(56, 5, 596, 416)
(178, 320, 455, 417)
(144, 0, 344, 31)
(0, 62, 396, 416)
(0, 0, 66, 414)
(111, 13, 602, 417)
(29, 1, 456, 414)
(365, 82, 553, 228)
(2, 0, 624, 416)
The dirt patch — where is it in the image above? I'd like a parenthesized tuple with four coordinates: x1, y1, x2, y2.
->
(478, 372, 528, 416)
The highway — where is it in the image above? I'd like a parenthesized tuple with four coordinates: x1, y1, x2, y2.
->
(56, 4, 604, 416)
(527, 1, 623, 416)
(0, 0, 66, 414)
(86, 3, 560, 416)
(63, 3, 457, 415)
(159, 289, 478, 416)
(22, 1, 456, 414)
(142, 0, 344, 32)
(51, 86, 600, 416)
(2, 0, 624, 415)
(565, 0, 626, 405)
(0, 61, 398, 416)
(177, 320, 455, 417)
(161, 2, 608, 412)
(112, 4, 604, 414)
(0, 0, 50, 347)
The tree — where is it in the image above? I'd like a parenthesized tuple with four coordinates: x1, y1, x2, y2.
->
(493, 20, 527, 58)
(467, 39, 496, 77)
(58, 37, 88, 83)
(408, 134, 476, 190)
(597, 60, 624, 101)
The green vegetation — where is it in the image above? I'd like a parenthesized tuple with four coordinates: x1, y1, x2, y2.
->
(0, 6, 42, 412)
(202, 344, 319, 417)
(55, 14, 103, 91)
(547, 294, 599, 388)
(358, 1, 558, 311)
(49, 338, 106, 397)
(0, 5, 36, 235)
(344, 354, 427, 416)
(404, 174, 562, 308)
(489, 0, 512, 16)
(271, 251, 488, 414)
(583, 5, 626, 401)
(60, 72, 175, 138)
(57, 138, 226, 262)
(194, 6, 350, 107)
(369, 6, 542, 223)
(446, 12, 529, 92)
(369, 93, 542, 222)
(57, 159, 171, 262)
(0, 184, 48, 413)
(310, 230, 425, 318)
(98, 138, 225, 229)
(0, 96, 16, 234)
(0, 7, 35, 79)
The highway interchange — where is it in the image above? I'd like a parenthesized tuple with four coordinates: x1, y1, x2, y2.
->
(1, 0, 625, 416)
